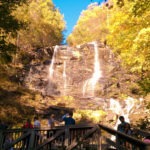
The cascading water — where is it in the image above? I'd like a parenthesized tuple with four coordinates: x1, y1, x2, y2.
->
(47, 45, 70, 95)
(83, 41, 102, 97)
(49, 45, 59, 79)
(109, 97, 137, 129)
(109, 97, 143, 142)
(46, 45, 59, 95)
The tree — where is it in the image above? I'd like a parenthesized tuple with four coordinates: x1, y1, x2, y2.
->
(67, 4, 108, 46)
(0, 0, 26, 64)
(107, 0, 150, 74)
(106, 0, 150, 93)
(13, 0, 65, 49)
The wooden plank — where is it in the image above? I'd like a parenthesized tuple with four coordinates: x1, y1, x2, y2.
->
(36, 129, 65, 150)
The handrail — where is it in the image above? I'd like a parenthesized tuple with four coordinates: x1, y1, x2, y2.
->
(133, 128, 150, 138)
(0, 124, 150, 150)
(98, 124, 150, 150)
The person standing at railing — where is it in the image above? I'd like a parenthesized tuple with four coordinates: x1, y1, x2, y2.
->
(22, 119, 33, 150)
(48, 114, 56, 128)
(117, 116, 130, 148)
(62, 112, 75, 146)
(47, 114, 57, 140)
(117, 116, 129, 133)
(34, 116, 41, 144)
(34, 116, 41, 129)
(23, 119, 33, 129)
(124, 123, 132, 135)
(62, 112, 75, 125)
(124, 123, 132, 149)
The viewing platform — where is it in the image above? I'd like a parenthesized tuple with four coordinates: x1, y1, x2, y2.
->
(0, 124, 150, 150)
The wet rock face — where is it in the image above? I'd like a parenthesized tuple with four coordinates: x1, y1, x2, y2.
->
(24, 42, 140, 100)
(23, 42, 117, 97)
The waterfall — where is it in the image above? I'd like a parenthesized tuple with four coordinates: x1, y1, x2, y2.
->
(49, 45, 59, 79)
(82, 41, 102, 97)
(45, 45, 59, 95)
(109, 97, 137, 129)
(91, 41, 102, 91)
(109, 97, 136, 141)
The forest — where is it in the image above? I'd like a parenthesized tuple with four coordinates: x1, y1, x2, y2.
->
(0, 0, 149, 127)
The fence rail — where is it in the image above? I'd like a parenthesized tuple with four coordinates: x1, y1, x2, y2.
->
(0, 124, 150, 150)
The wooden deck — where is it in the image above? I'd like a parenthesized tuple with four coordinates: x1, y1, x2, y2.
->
(0, 124, 150, 150)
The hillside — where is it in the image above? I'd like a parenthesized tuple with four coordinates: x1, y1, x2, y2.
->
(0, 43, 149, 130)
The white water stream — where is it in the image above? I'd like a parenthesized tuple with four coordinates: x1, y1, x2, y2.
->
(83, 41, 102, 97)
(49, 45, 59, 79)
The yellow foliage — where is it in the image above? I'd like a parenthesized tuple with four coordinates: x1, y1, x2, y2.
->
(67, 5, 108, 46)
(74, 109, 106, 123)
(12, 0, 66, 48)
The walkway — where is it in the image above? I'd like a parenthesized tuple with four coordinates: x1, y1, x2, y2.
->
(0, 124, 150, 150)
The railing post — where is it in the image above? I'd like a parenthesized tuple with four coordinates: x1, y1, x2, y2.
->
(65, 126, 69, 148)
(28, 129, 35, 150)
(0, 130, 4, 149)
(98, 126, 102, 150)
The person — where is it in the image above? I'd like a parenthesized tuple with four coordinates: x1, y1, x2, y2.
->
(117, 116, 130, 148)
(117, 116, 129, 133)
(62, 112, 75, 125)
(48, 114, 55, 128)
(33, 116, 41, 146)
(47, 114, 57, 139)
(124, 123, 132, 149)
(34, 116, 41, 129)
(124, 123, 132, 135)
(23, 119, 33, 129)
(22, 119, 33, 149)
(0, 120, 8, 130)
(3, 134, 14, 150)
(143, 136, 150, 144)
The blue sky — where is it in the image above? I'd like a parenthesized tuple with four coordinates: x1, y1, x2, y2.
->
(52, 0, 103, 43)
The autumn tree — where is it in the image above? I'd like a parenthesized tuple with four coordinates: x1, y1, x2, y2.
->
(67, 3, 108, 46)
(0, 0, 26, 64)
(13, 0, 65, 49)
(107, 0, 150, 93)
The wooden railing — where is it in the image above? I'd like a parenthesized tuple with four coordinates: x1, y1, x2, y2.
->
(98, 124, 150, 150)
(0, 124, 150, 150)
